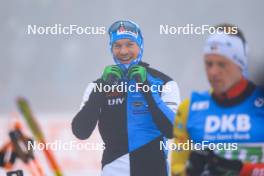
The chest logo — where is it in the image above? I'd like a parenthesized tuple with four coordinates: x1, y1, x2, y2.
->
(205, 114, 251, 133)
(108, 98, 124, 106)
(254, 97, 264, 108)
(191, 101, 209, 111)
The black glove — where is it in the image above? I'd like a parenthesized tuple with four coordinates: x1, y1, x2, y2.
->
(187, 149, 243, 176)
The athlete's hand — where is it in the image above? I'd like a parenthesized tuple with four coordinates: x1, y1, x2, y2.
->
(128, 65, 147, 83)
(102, 65, 123, 84)
(206, 150, 243, 175)
(187, 149, 243, 176)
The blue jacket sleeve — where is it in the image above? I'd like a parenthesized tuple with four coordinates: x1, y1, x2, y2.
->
(143, 80, 180, 138)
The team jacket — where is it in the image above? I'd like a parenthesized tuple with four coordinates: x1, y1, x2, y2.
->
(72, 62, 180, 176)
(171, 81, 264, 176)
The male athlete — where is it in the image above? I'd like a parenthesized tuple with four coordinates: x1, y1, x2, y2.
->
(171, 24, 264, 176)
(72, 20, 180, 176)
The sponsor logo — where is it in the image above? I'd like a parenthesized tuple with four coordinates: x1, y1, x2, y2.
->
(108, 98, 124, 106)
(117, 25, 138, 38)
(132, 101, 144, 107)
(254, 97, 264, 108)
(205, 114, 251, 133)
(191, 101, 209, 111)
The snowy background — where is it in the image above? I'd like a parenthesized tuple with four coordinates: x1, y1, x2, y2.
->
(1, 0, 264, 175)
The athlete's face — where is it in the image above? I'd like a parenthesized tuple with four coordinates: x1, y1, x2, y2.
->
(204, 54, 242, 94)
(112, 39, 140, 64)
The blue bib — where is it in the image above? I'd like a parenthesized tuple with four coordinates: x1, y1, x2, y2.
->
(187, 87, 264, 144)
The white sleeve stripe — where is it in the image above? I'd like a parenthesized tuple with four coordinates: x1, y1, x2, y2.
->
(161, 81, 181, 113)
(80, 83, 97, 110)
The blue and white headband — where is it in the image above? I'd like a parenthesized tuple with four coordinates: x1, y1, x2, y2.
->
(108, 20, 144, 71)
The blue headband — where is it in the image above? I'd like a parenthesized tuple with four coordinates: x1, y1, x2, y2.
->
(108, 20, 144, 71)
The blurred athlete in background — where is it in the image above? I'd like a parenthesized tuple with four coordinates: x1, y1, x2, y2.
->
(171, 24, 264, 176)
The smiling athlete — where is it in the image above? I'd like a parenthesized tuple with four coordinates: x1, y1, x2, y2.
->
(72, 20, 181, 176)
